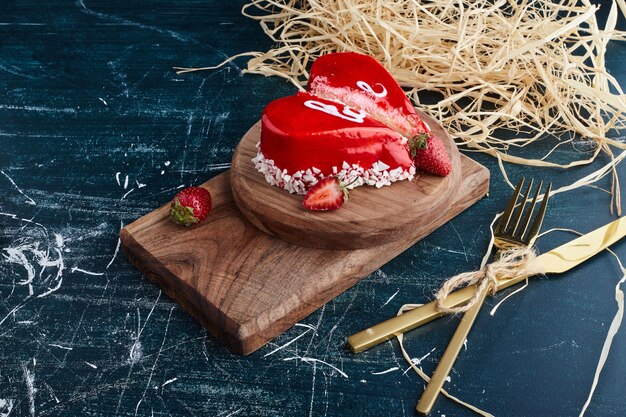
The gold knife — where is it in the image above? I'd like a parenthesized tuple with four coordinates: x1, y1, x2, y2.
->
(348, 216, 626, 354)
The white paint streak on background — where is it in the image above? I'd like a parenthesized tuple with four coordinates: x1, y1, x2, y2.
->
(75, 0, 193, 43)
(0, 399, 15, 417)
(263, 329, 312, 358)
(0, 104, 76, 114)
(22, 359, 36, 417)
(1, 170, 36, 205)
(382, 289, 399, 307)
(134, 305, 174, 416)
(371, 367, 400, 375)
(283, 356, 348, 379)
(2, 233, 65, 298)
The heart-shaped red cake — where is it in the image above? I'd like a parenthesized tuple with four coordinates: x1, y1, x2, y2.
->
(254, 91, 415, 195)
(254, 52, 451, 195)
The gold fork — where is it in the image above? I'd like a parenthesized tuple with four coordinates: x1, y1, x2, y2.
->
(416, 178, 551, 415)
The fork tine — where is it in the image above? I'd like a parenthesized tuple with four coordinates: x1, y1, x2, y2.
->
(514, 180, 543, 240)
(494, 177, 525, 235)
(525, 182, 552, 244)
(511, 178, 534, 237)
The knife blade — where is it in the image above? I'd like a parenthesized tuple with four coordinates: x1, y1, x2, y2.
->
(348, 216, 626, 354)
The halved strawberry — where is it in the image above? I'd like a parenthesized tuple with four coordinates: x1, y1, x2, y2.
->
(308, 52, 451, 177)
(302, 177, 349, 211)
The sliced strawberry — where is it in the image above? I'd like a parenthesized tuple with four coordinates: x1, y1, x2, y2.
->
(308, 52, 451, 176)
(302, 177, 348, 211)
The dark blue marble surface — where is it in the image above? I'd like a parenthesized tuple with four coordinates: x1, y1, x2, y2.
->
(1, 1, 625, 416)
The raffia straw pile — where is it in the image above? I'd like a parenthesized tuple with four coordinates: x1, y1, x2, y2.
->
(176, 0, 626, 209)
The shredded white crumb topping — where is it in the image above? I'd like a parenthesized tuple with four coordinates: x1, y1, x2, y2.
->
(252, 143, 415, 195)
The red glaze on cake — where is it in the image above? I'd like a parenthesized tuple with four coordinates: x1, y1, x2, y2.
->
(254, 92, 415, 194)
(308, 52, 451, 176)
(308, 52, 429, 135)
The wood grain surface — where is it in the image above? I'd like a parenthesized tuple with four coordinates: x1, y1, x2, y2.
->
(230, 112, 462, 249)
(120, 152, 488, 355)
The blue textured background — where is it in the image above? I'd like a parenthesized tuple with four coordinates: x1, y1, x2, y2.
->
(1, 1, 625, 416)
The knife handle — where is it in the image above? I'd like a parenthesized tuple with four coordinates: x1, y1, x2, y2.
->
(347, 273, 530, 354)
(416, 284, 489, 415)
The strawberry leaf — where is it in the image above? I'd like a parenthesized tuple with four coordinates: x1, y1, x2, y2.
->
(170, 198, 200, 226)
(408, 133, 430, 158)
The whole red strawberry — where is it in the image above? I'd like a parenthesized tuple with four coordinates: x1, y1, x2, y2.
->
(303, 177, 349, 211)
(409, 133, 452, 177)
(170, 186, 212, 226)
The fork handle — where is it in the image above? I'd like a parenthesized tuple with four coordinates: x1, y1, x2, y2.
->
(415, 284, 490, 415)
(347, 272, 531, 353)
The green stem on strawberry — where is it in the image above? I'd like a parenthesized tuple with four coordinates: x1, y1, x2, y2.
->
(408, 133, 430, 158)
(336, 176, 359, 201)
(170, 198, 200, 226)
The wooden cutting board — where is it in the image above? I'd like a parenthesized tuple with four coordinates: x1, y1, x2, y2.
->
(231, 112, 462, 249)
(120, 142, 489, 356)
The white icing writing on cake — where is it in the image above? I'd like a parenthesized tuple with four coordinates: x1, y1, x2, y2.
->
(356, 80, 387, 98)
(304, 100, 367, 123)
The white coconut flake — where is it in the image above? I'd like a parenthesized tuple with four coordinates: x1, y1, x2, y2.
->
(252, 144, 415, 195)
(378, 161, 390, 170)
